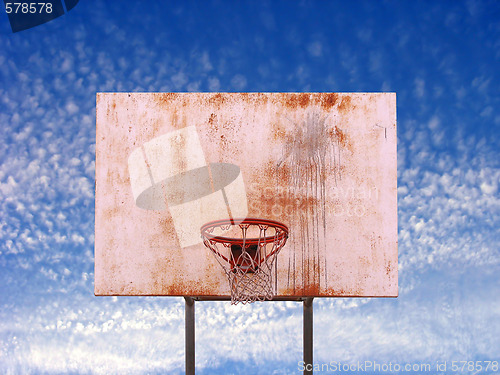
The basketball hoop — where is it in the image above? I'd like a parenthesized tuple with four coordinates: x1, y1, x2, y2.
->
(201, 218, 289, 304)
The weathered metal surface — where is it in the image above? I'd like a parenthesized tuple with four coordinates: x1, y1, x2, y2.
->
(95, 93, 398, 298)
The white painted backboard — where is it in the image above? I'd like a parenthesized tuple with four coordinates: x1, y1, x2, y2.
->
(95, 93, 397, 299)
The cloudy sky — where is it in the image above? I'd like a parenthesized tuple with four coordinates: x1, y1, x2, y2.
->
(1, 1, 499, 374)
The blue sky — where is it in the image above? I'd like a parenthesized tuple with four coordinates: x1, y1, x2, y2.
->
(1, 1, 499, 374)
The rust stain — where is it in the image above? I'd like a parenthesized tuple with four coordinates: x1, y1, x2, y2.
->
(240, 92, 250, 103)
(333, 126, 346, 146)
(238, 92, 272, 107)
(386, 261, 393, 276)
(272, 125, 287, 141)
(274, 108, 341, 293)
(301, 283, 321, 296)
(338, 95, 353, 114)
(208, 113, 217, 126)
(165, 284, 188, 296)
(323, 286, 363, 296)
(253, 92, 270, 106)
(106, 100, 119, 127)
(251, 105, 349, 296)
(318, 93, 340, 110)
(281, 284, 365, 297)
(219, 134, 229, 151)
(330, 125, 353, 153)
(197, 260, 224, 295)
(172, 127, 187, 173)
(106, 169, 129, 186)
(103, 207, 121, 223)
(152, 93, 179, 106)
(159, 217, 177, 240)
(207, 93, 227, 108)
(171, 108, 179, 128)
(282, 93, 311, 109)
(270, 114, 289, 142)
(279, 283, 319, 296)
(204, 112, 235, 154)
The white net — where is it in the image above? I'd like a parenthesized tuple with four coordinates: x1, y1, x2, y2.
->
(201, 218, 288, 304)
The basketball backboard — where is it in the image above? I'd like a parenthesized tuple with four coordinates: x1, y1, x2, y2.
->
(95, 93, 397, 299)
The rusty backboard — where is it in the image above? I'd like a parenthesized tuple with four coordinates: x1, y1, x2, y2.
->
(95, 93, 397, 299)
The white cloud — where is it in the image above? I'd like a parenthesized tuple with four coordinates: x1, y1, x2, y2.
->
(71, 233, 85, 245)
(308, 41, 323, 57)
(65, 101, 79, 115)
(381, 81, 392, 91)
(399, 164, 500, 273)
(480, 106, 493, 118)
(480, 182, 496, 195)
(187, 80, 201, 92)
(260, 10, 276, 31)
(471, 76, 491, 95)
(199, 51, 213, 72)
(2, 287, 498, 374)
(208, 76, 220, 91)
(414, 219, 425, 232)
(428, 115, 440, 130)
(171, 72, 188, 89)
(60, 55, 74, 73)
(369, 51, 383, 74)
(357, 29, 372, 42)
(231, 74, 247, 90)
(414, 78, 425, 98)
(456, 86, 466, 100)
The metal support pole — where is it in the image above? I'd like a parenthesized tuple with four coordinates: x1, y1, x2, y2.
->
(185, 297, 195, 375)
(303, 297, 314, 375)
